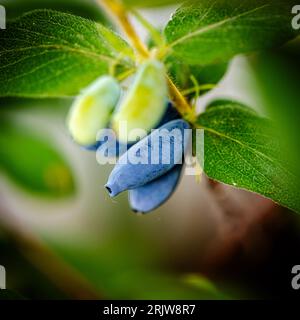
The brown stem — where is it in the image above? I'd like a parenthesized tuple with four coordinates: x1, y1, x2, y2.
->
(100, 0, 149, 59)
(167, 76, 196, 121)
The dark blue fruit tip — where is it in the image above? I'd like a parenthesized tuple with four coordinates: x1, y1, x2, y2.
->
(105, 182, 119, 197)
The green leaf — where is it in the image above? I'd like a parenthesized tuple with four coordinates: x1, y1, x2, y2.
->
(164, 0, 298, 65)
(166, 57, 228, 92)
(197, 101, 300, 213)
(1, 0, 110, 23)
(123, 0, 181, 7)
(0, 10, 134, 98)
(0, 119, 75, 197)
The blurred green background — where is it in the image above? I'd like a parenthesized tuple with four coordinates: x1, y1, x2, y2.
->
(0, 0, 300, 300)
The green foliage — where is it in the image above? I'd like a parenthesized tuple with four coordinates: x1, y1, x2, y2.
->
(1, 0, 110, 23)
(166, 57, 228, 91)
(0, 119, 75, 197)
(123, 0, 181, 7)
(197, 101, 300, 213)
(0, 10, 134, 97)
(248, 46, 300, 180)
(164, 0, 298, 65)
(0, 2, 298, 212)
(49, 237, 226, 299)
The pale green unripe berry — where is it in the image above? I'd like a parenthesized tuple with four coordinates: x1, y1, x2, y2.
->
(67, 76, 120, 146)
(112, 59, 168, 143)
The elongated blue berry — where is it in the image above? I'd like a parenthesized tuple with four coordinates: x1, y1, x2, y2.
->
(105, 119, 190, 197)
(67, 76, 120, 146)
(129, 164, 183, 213)
(111, 59, 168, 143)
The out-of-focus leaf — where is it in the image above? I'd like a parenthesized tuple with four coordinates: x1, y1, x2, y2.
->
(164, 0, 298, 65)
(123, 0, 181, 8)
(49, 239, 225, 299)
(0, 97, 72, 113)
(183, 274, 226, 298)
(0, 120, 75, 197)
(0, 10, 134, 98)
(197, 101, 300, 213)
(248, 45, 300, 180)
(0, 236, 68, 299)
(0, 290, 25, 300)
(1, 0, 109, 23)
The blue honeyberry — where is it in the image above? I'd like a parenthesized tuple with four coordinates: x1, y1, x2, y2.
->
(83, 135, 131, 155)
(105, 119, 190, 197)
(96, 135, 130, 158)
(82, 140, 103, 151)
(129, 164, 183, 213)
